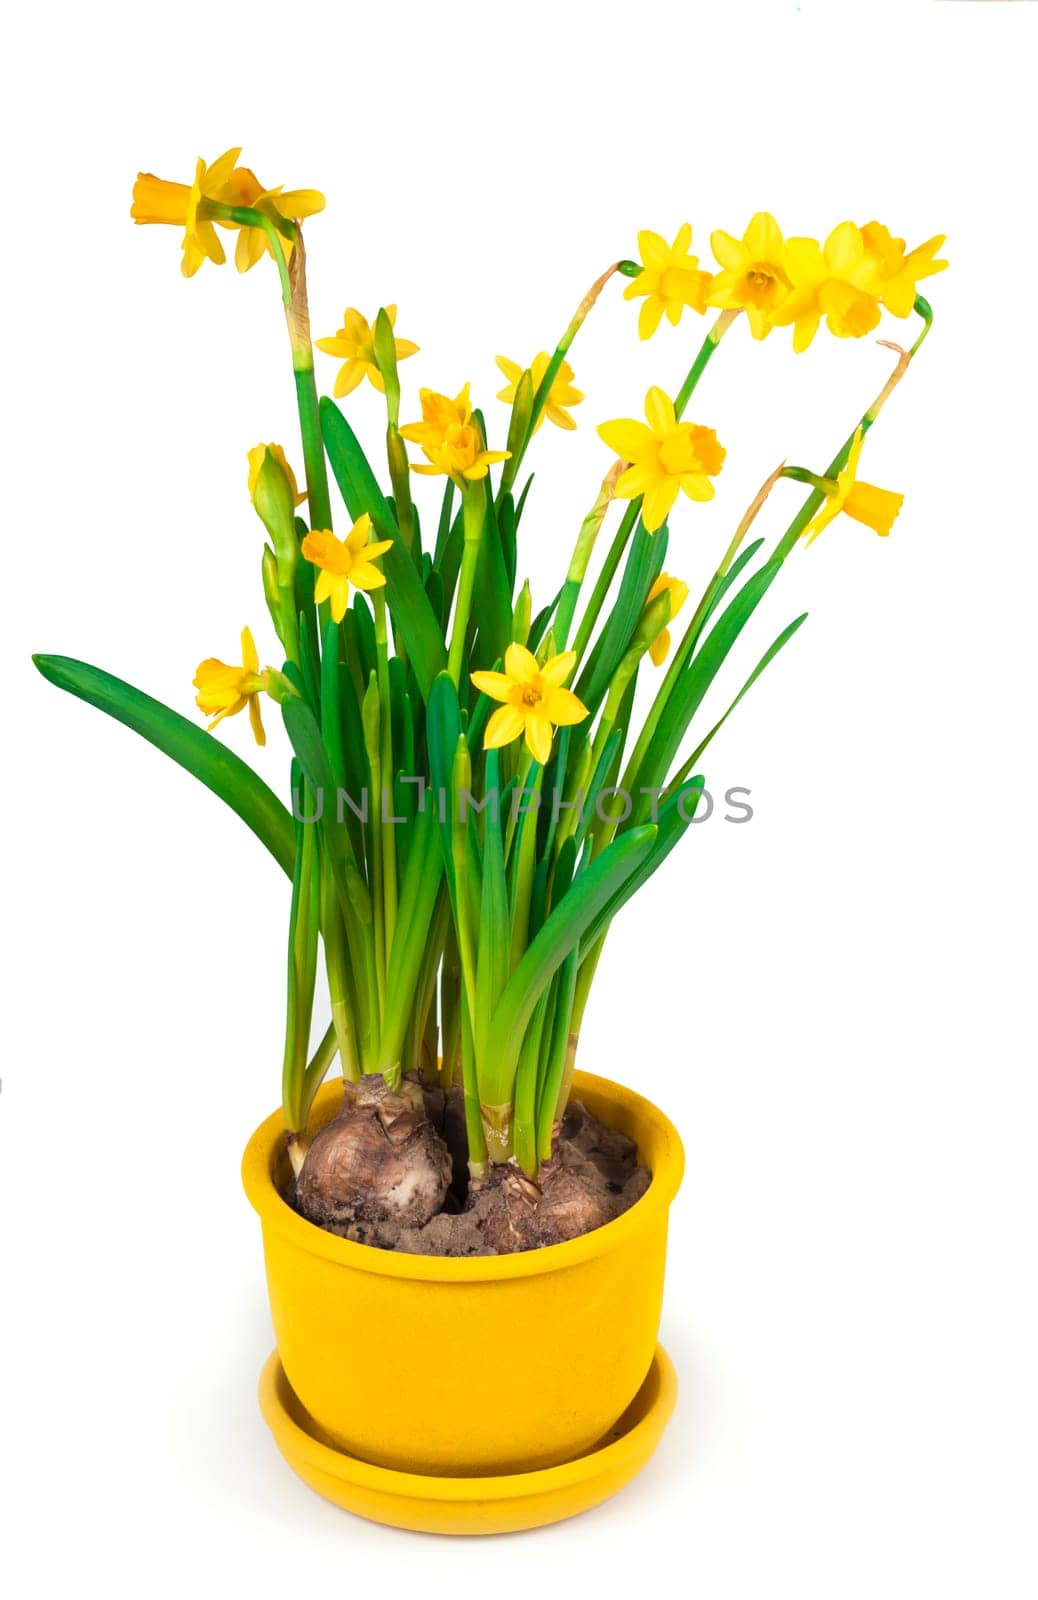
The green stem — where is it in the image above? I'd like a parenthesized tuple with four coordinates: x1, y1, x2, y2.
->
(450, 738, 488, 1176)
(361, 675, 386, 1019)
(571, 502, 640, 662)
(501, 260, 622, 495)
(513, 995, 550, 1178)
(554, 463, 624, 648)
(673, 309, 739, 418)
(373, 592, 397, 960)
(320, 867, 361, 1081)
(210, 204, 333, 532)
(294, 362, 333, 532)
(536, 951, 579, 1162)
(281, 792, 320, 1131)
(447, 487, 484, 686)
(300, 1021, 340, 1111)
(619, 461, 785, 802)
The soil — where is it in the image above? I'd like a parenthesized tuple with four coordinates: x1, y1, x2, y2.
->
(288, 1078, 650, 1257)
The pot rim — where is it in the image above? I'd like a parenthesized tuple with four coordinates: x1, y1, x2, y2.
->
(242, 1068, 684, 1284)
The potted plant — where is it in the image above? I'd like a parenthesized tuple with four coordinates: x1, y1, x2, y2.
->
(34, 149, 945, 1534)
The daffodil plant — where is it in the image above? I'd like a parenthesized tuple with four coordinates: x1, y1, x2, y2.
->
(34, 152, 945, 1186)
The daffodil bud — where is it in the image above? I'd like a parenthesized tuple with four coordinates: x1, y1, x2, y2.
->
(261, 546, 287, 649)
(511, 580, 532, 645)
(504, 368, 535, 462)
(452, 733, 472, 797)
(535, 627, 557, 666)
(263, 667, 300, 705)
(362, 672, 381, 775)
(373, 308, 401, 425)
(451, 735, 472, 869)
(633, 587, 672, 654)
(252, 447, 298, 585)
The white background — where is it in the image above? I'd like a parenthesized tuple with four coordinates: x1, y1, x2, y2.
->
(3, 2, 1036, 1595)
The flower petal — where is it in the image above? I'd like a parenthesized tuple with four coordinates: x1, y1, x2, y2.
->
(637, 230, 670, 271)
(710, 230, 746, 271)
(349, 563, 388, 591)
(484, 704, 525, 750)
(745, 211, 783, 262)
(346, 513, 373, 553)
(649, 629, 670, 667)
(334, 360, 365, 398)
(248, 694, 267, 747)
(241, 626, 258, 674)
(615, 464, 651, 499)
(471, 671, 514, 704)
(504, 642, 539, 684)
(538, 650, 577, 689)
(329, 577, 350, 622)
(524, 713, 554, 766)
(543, 686, 588, 727)
(275, 188, 325, 218)
(597, 419, 654, 460)
(644, 386, 676, 436)
(825, 221, 865, 273)
(642, 478, 679, 532)
(637, 296, 665, 340)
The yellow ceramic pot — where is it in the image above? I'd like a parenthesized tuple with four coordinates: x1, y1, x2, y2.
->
(242, 1069, 684, 1477)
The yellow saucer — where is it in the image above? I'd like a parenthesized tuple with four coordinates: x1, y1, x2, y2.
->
(259, 1345, 677, 1535)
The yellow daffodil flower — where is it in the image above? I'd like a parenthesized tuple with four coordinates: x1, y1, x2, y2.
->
(802, 430, 903, 546)
(132, 147, 241, 278)
(471, 645, 588, 765)
(300, 514, 393, 622)
(131, 149, 324, 277)
(217, 165, 325, 272)
(771, 223, 882, 351)
(400, 386, 510, 484)
(247, 443, 306, 507)
(644, 573, 690, 666)
(624, 226, 712, 340)
(495, 353, 584, 431)
(706, 212, 793, 339)
(316, 306, 419, 398)
(193, 626, 270, 745)
(860, 223, 948, 318)
(597, 387, 725, 533)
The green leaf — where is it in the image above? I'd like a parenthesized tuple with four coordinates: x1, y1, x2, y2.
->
(378, 803, 443, 1076)
(282, 692, 371, 926)
(33, 654, 294, 877)
(576, 522, 668, 712)
(320, 398, 447, 699)
(670, 612, 809, 787)
(433, 478, 456, 565)
(628, 557, 784, 822)
(581, 777, 705, 953)
(471, 480, 512, 671)
(481, 823, 658, 1104)
(528, 587, 562, 653)
(475, 750, 511, 1061)
(697, 537, 765, 638)
(572, 727, 622, 853)
(426, 672, 462, 877)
